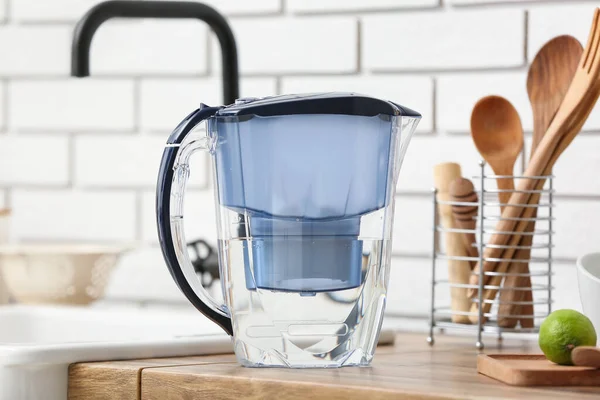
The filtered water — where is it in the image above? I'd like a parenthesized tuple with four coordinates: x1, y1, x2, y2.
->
(215, 208, 392, 368)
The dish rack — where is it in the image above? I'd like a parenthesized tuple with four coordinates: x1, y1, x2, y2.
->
(428, 161, 554, 349)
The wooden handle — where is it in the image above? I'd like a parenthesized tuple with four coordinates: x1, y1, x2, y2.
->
(519, 279, 535, 328)
(495, 167, 515, 212)
(572, 346, 600, 368)
(468, 202, 539, 322)
(496, 229, 535, 328)
(449, 178, 479, 269)
(434, 163, 471, 324)
(497, 191, 540, 328)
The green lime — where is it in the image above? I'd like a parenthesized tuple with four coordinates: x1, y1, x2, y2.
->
(539, 309, 597, 365)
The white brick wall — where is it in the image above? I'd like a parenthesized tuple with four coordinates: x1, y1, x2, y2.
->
(288, 0, 439, 13)
(437, 72, 531, 133)
(0, 0, 596, 319)
(11, 0, 107, 22)
(10, 0, 281, 21)
(90, 20, 208, 75)
(0, 26, 70, 76)
(11, 190, 137, 242)
(0, 82, 4, 130)
(528, 4, 599, 59)
(363, 9, 525, 71)
(10, 80, 135, 131)
(0, 135, 69, 186)
(227, 17, 358, 74)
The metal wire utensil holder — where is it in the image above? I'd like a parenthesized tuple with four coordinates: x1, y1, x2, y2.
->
(428, 161, 554, 349)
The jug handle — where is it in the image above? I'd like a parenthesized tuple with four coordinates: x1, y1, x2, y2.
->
(156, 104, 233, 336)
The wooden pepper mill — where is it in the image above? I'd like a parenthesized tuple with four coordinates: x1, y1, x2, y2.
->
(433, 163, 471, 324)
(449, 178, 479, 270)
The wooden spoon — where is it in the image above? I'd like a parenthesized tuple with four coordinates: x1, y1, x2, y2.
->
(498, 35, 583, 328)
(469, 96, 523, 320)
(470, 96, 524, 210)
(572, 346, 600, 368)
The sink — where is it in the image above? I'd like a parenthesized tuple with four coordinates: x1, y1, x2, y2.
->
(0, 305, 230, 400)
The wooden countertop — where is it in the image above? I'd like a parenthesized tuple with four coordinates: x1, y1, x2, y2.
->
(68, 332, 600, 400)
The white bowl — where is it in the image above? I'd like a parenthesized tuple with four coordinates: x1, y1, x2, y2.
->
(576, 252, 600, 332)
(0, 244, 132, 305)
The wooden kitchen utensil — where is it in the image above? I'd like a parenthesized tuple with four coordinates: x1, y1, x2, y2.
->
(434, 163, 471, 324)
(470, 95, 523, 211)
(469, 9, 600, 308)
(449, 177, 478, 269)
(469, 96, 523, 322)
(477, 354, 600, 386)
(572, 346, 600, 368)
(498, 35, 584, 329)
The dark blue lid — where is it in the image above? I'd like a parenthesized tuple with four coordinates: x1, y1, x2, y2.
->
(217, 92, 421, 118)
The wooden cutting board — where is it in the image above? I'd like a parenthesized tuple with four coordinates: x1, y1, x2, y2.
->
(478, 354, 600, 386)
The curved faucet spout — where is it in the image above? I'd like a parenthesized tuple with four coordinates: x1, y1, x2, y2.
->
(71, 0, 239, 104)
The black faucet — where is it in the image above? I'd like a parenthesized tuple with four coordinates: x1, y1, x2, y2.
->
(71, 0, 239, 104)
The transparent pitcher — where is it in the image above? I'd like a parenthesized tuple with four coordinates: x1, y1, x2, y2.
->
(157, 93, 420, 368)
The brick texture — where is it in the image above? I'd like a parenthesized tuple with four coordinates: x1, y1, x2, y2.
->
(0, 135, 69, 186)
(11, 0, 280, 21)
(11, 0, 107, 21)
(437, 72, 531, 133)
(0, 83, 4, 130)
(224, 17, 358, 74)
(0, 26, 70, 76)
(363, 9, 525, 71)
(10, 80, 135, 131)
(288, 0, 439, 13)
(528, 4, 599, 62)
(89, 20, 208, 75)
(11, 190, 137, 242)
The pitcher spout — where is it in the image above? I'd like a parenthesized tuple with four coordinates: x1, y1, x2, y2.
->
(392, 105, 421, 185)
(398, 114, 421, 162)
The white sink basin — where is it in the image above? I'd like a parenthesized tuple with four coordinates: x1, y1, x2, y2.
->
(0, 305, 230, 400)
